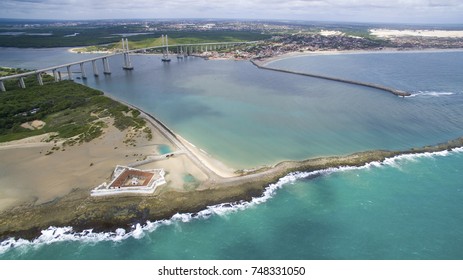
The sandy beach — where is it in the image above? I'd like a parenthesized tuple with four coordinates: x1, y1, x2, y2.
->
(68, 47, 113, 54)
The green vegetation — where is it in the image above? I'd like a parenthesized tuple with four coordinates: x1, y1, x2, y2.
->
(0, 21, 271, 48)
(0, 78, 147, 143)
(73, 30, 270, 52)
(0, 24, 134, 48)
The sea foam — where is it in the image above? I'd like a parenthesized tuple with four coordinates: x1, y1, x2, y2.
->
(408, 91, 460, 98)
(1, 147, 462, 255)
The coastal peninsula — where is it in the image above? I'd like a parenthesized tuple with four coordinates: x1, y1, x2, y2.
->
(0, 77, 462, 240)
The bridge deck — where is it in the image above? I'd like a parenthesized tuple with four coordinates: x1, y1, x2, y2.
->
(0, 41, 255, 83)
(1, 41, 409, 98)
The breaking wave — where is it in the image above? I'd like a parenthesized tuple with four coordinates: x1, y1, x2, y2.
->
(408, 91, 460, 98)
(1, 147, 462, 255)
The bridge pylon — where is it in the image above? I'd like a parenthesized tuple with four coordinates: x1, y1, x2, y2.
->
(122, 38, 134, 70)
(103, 58, 111, 75)
(177, 46, 184, 59)
(161, 34, 171, 62)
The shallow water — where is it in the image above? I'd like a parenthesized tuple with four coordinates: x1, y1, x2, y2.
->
(157, 144, 172, 155)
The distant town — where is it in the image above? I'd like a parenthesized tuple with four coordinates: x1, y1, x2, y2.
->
(1, 19, 462, 58)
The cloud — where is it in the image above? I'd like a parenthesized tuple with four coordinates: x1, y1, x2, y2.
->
(1, 0, 462, 23)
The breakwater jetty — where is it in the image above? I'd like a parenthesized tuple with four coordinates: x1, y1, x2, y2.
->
(250, 60, 410, 97)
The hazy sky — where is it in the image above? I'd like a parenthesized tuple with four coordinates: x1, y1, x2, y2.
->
(2, 0, 463, 24)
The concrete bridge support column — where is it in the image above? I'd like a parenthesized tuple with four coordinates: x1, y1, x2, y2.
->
(103, 58, 111, 75)
(36, 73, 43, 86)
(19, 77, 26, 88)
(52, 69, 59, 82)
(122, 38, 133, 70)
(122, 53, 133, 70)
(177, 46, 184, 59)
(67, 65, 73, 80)
(79, 63, 87, 79)
(92, 60, 99, 77)
(0, 81, 5, 92)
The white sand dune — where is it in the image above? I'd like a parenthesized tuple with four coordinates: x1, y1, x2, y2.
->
(370, 29, 463, 38)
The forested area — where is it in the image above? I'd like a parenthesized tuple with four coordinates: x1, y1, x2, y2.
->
(0, 75, 145, 143)
(0, 22, 270, 48)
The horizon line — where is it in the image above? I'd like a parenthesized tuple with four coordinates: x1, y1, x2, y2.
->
(1, 17, 463, 27)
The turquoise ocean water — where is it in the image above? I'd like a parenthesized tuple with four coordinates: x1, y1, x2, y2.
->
(0, 49, 462, 259)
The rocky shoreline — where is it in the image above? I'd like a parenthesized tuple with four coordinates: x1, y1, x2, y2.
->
(1, 136, 462, 241)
